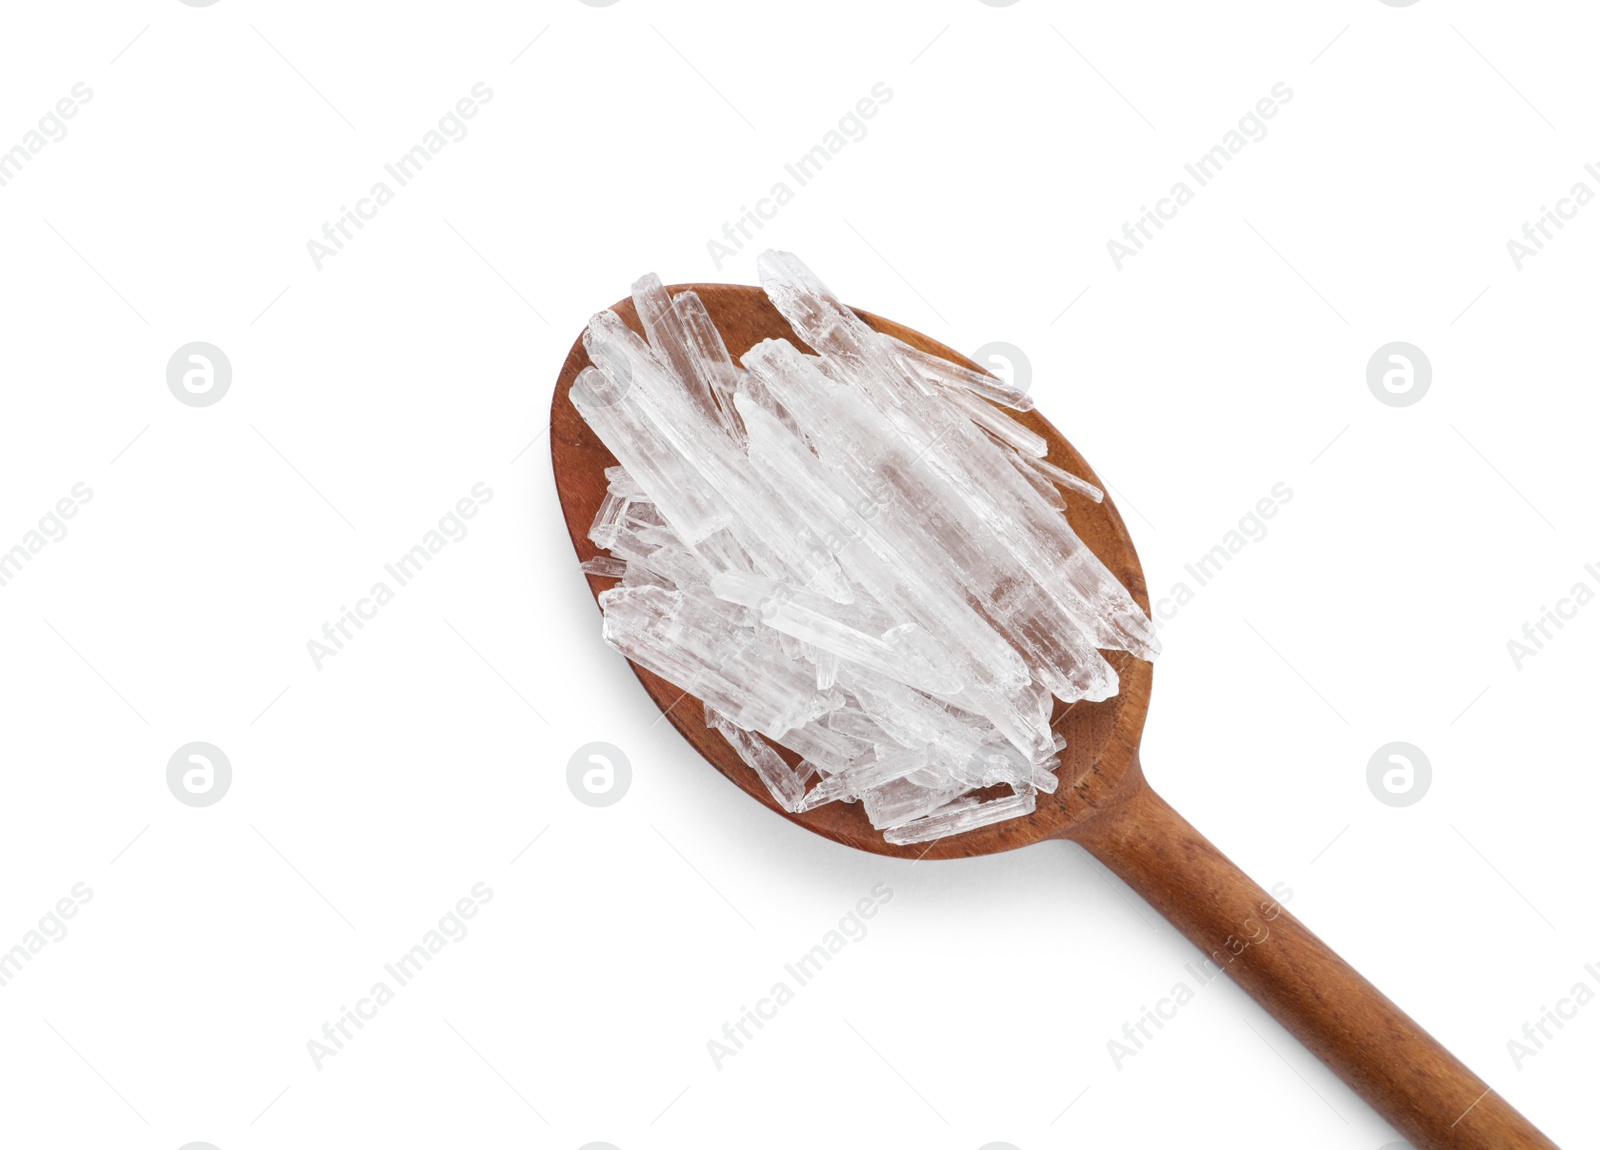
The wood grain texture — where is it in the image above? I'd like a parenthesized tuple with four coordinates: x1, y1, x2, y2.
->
(1074, 766, 1558, 1149)
(549, 284, 1559, 1148)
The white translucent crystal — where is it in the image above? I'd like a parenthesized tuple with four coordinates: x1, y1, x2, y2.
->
(891, 336, 1035, 412)
(882, 785, 1038, 845)
(706, 704, 813, 811)
(1017, 450, 1104, 503)
(573, 252, 1158, 844)
(580, 556, 628, 578)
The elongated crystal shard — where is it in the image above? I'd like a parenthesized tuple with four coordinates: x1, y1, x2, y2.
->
(706, 704, 812, 810)
(892, 336, 1035, 412)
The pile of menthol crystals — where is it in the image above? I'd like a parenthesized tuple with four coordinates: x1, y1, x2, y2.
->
(571, 251, 1158, 845)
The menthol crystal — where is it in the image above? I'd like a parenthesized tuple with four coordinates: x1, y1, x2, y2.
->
(573, 252, 1158, 845)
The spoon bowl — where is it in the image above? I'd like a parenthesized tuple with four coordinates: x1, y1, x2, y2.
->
(551, 283, 1151, 859)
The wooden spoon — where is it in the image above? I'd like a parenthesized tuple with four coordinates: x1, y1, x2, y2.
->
(549, 283, 1558, 1150)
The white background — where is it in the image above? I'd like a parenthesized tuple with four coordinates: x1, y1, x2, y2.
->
(0, 1, 1595, 1148)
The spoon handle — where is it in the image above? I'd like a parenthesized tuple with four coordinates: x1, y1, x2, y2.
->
(1067, 769, 1559, 1149)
